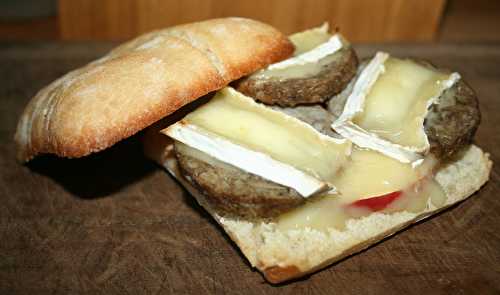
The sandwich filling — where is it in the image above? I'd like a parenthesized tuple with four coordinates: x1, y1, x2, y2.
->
(162, 31, 479, 225)
(332, 52, 461, 164)
(277, 147, 444, 231)
(236, 24, 358, 106)
(164, 87, 351, 198)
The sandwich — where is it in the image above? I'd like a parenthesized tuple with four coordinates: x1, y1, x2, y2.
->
(15, 18, 492, 284)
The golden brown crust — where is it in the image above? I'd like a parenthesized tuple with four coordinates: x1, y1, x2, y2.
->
(263, 265, 302, 284)
(259, 210, 455, 283)
(15, 17, 294, 162)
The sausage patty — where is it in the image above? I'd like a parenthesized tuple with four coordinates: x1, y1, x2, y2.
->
(174, 106, 335, 219)
(236, 47, 358, 107)
(327, 59, 480, 159)
(424, 78, 480, 158)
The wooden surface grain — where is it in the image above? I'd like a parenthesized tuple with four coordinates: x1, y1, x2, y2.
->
(58, 0, 445, 42)
(1, 42, 500, 294)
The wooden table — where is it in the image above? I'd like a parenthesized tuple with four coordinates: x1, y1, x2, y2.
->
(1, 42, 499, 294)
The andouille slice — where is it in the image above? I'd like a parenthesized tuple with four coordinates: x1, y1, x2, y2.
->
(332, 52, 460, 163)
(164, 87, 351, 197)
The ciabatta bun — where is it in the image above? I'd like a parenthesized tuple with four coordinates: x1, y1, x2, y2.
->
(15, 18, 293, 162)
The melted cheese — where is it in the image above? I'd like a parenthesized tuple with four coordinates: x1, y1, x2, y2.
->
(165, 87, 351, 196)
(331, 148, 435, 202)
(276, 148, 439, 231)
(259, 47, 344, 80)
(277, 195, 352, 230)
(289, 23, 331, 54)
(255, 24, 346, 79)
(388, 178, 446, 213)
(353, 58, 453, 149)
(332, 52, 460, 163)
(266, 35, 343, 71)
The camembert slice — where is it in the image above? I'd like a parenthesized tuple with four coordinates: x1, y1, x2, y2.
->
(289, 23, 331, 55)
(332, 52, 460, 163)
(164, 87, 351, 197)
(255, 24, 347, 79)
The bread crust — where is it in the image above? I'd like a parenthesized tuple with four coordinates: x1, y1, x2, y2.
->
(143, 133, 491, 284)
(15, 17, 294, 162)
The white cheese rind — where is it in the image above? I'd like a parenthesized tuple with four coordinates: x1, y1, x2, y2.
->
(333, 51, 389, 126)
(334, 122, 422, 163)
(221, 87, 347, 145)
(332, 53, 461, 164)
(266, 34, 344, 70)
(165, 123, 331, 197)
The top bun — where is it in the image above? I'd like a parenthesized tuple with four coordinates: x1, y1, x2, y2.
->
(15, 17, 294, 162)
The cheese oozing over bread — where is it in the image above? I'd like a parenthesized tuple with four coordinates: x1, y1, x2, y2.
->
(332, 52, 460, 163)
(164, 87, 352, 197)
(276, 147, 441, 231)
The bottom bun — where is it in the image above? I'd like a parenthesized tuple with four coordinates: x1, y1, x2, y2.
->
(144, 133, 491, 283)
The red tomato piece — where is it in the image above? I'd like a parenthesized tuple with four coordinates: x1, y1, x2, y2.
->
(349, 191, 402, 211)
